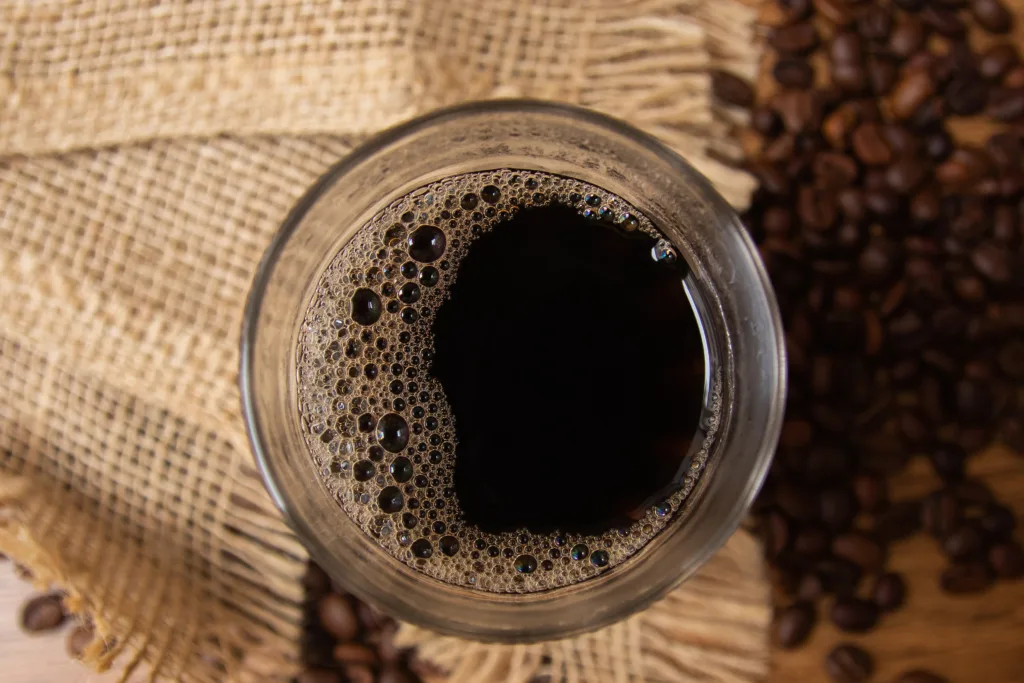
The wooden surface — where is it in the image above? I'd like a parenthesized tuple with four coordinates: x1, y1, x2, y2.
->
(768, 447, 1024, 683)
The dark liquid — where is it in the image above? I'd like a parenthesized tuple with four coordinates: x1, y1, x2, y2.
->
(431, 205, 705, 536)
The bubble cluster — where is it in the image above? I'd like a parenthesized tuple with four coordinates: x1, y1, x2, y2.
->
(297, 170, 721, 593)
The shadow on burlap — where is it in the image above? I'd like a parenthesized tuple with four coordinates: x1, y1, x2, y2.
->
(0, 1, 768, 681)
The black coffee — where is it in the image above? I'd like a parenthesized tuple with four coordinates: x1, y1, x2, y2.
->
(431, 204, 705, 536)
(297, 170, 717, 593)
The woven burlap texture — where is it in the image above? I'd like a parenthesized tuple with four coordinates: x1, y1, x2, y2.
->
(0, 1, 766, 681)
(400, 532, 770, 683)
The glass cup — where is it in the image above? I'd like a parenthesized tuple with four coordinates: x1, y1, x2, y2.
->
(240, 100, 786, 642)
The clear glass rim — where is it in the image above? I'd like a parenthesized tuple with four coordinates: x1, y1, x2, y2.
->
(240, 99, 786, 641)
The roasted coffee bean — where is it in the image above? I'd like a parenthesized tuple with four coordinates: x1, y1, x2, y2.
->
(318, 593, 359, 642)
(930, 442, 967, 482)
(831, 598, 879, 632)
(20, 593, 66, 633)
(858, 5, 892, 42)
(886, 158, 929, 194)
(980, 44, 1019, 80)
(832, 62, 867, 92)
(971, 0, 1013, 33)
(776, 481, 820, 522)
(940, 561, 994, 593)
(942, 523, 986, 560)
(978, 504, 1016, 541)
(972, 242, 1013, 283)
(343, 664, 375, 683)
(868, 58, 899, 96)
(774, 90, 823, 133)
(987, 87, 1024, 121)
(794, 526, 832, 558)
(333, 643, 379, 665)
(798, 572, 827, 601)
(921, 490, 961, 538)
(922, 6, 966, 38)
(890, 17, 927, 59)
(852, 473, 888, 513)
(1005, 65, 1024, 88)
(815, 557, 864, 596)
(775, 601, 816, 648)
(873, 572, 907, 611)
(66, 625, 94, 659)
(989, 541, 1024, 578)
(820, 487, 858, 531)
(851, 122, 892, 165)
(825, 644, 874, 683)
(895, 671, 949, 683)
(766, 511, 791, 559)
(753, 107, 783, 136)
(894, 0, 926, 10)
(712, 70, 755, 108)
(833, 532, 885, 572)
(774, 59, 815, 89)
(772, 22, 819, 55)
(946, 78, 989, 115)
(830, 33, 863, 65)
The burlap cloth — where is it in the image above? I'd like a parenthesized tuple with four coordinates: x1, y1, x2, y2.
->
(0, 1, 770, 681)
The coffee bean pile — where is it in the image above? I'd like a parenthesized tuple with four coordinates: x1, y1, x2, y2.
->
(713, 0, 1024, 680)
(298, 564, 427, 683)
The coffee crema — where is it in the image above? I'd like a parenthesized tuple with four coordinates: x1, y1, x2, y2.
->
(296, 170, 719, 593)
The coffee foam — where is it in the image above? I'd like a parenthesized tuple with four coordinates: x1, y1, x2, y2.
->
(297, 170, 720, 593)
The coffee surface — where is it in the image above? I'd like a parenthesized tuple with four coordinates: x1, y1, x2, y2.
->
(297, 170, 718, 592)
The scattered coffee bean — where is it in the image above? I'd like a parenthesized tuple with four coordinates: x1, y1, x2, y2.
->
(771, 22, 820, 55)
(775, 601, 817, 648)
(873, 572, 907, 611)
(978, 504, 1016, 541)
(774, 59, 815, 89)
(344, 664, 375, 683)
(712, 70, 755, 108)
(979, 44, 1019, 80)
(317, 593, 359, 642)
(971, 0, 1013, 33)
(832, 533, 885, 572)
(942, 523, 986, 560)
(852, 122, 892, 165)
(333, 643, 378, 665)
(989, 541, 1024, 578)
(890, 17, 927, 59)
(825, 643, 874, 683)
(987, 87, 1024, 121)
(831, 598, 879, 632)
(20, 593, 66, 633)
(798, 572, 827, 601)
(921, 490, 961, 538)
(940, 561, 994, 594)
(66, 624, 94, 659)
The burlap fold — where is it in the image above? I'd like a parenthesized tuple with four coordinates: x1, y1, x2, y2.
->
(0, 1, 766, 681)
